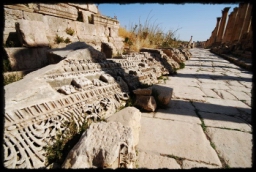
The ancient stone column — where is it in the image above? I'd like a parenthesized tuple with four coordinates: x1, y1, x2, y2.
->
(211, 17, 221, 46)
(207, 31, 214, 47)
(204, 39, 209, 48)
(225, 7, 239, 43)
(216, 7, 230, 44)
(222, 11, 233, 44)
(205, 15, 223, 48)
(233, 3, 248, 42)
(238, 3, 252, 41)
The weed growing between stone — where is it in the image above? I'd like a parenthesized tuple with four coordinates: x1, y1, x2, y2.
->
(65, 27, 74, 36)
(64, 37, 71, 44)
(179, 62, 185, 69)
(157, 75, 168, 84)
(54, 34, 64, 44)
(3, 59, 11, 72)
(190, 101, 231, 168)
(4, 73, 23, 86)
(44, 116, 90, 168)
(166, 154, 184, 167)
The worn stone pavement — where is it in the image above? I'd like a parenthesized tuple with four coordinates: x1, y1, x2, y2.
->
(136, 48, 252, 169)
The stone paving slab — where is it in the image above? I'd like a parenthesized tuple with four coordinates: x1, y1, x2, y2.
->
(238, 81, 252, 89)
(182, 160, 221, 169)
(138, 117, 222, 166)
(200, 88, 220, 99)
(205, 97, 250, 109)
(172, 86, 206, 102)
(226, 80, 245, 87)
(206, 127, 252, 168)
(199, 111, 251, 132)
(226, 90, 251, 101)
(192, 99, 240, 115)
(165, 77, 200, 88)
(199, 83, 230, 90)
(176, 68, 198, 74)
(155, 108, 201, 124)
(236, 72, 253, 79)
(227, 85, 251, 94)
(211, 89, 238, 100)
(141, 112, 154, 118)
(167, 98, 195, 110)
(137, 151, 181, 169)
(243, 100, 251, 107)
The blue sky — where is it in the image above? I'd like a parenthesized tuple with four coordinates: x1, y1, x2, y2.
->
(98, 3, 239, 42)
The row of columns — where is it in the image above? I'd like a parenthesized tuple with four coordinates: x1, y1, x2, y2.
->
(204, 3, 252, 48)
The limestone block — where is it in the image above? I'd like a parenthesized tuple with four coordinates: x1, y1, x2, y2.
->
(15, 19, 49, 47)
(4, 8, 23, 28)
(134, 95, 157, 112)
(47, 42, 105, 64)
(23, 11, 44, 21)
(162, 49, 185, 63)
(79, 10, 92, 24)
(43, 15, 68, 33)
(167, 58, 180, 69)
(152, 85, 173, 105)
(71, 78, 93, 88)
(33, 3, 78, 21)
(133, 88, 152, 96)
(4, 4, 34, 12)
(100, 73, 115, 83)
(67, 47, 106, 62)
(88, 4, 98, 14)
(58, 85, 77, 95)
(107, 107, 141, 146)
(4, 47, 50, 71)
(75, 21, 98, 41)
(96, 25, 107, 37)
(68, 3, 88, 10)
(62, 121, 136, 169)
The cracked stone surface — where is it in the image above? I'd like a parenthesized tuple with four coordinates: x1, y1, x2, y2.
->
(137, 48, 252, 169)
(138, 117, 222, 166)
(137, 151, 181, 169)
(155, 108, 201, 124)
(199, 111, 252, 132)
(172, 86, 206, 102)
(182, 160, 221, 169)
(206, 127, 252, 168)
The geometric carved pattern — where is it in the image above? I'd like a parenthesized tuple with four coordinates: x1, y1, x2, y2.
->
(4, 50, 172, 168)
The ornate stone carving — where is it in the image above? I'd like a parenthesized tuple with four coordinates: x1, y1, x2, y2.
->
(4, 42, 192, 168)
(62, 121, 136, 169)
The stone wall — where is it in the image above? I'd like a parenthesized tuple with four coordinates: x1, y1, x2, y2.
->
(3, 3, 124, 71)
(204, 3, 252, 56)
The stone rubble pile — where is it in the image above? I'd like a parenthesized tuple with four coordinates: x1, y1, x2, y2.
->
(4, 41, 192, 169)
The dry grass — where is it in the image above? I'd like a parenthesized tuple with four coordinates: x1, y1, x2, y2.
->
(118, 12, 182, 52)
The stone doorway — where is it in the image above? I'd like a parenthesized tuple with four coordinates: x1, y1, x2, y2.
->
(101, 43, 113, 59)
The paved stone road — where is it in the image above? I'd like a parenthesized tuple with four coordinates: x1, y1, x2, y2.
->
(136, 48, 252, 169)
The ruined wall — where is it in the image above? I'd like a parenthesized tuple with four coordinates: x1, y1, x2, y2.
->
(3, 3, 124, 71)
(204, 3, 252, 54)
(3, 42, 192, 168)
